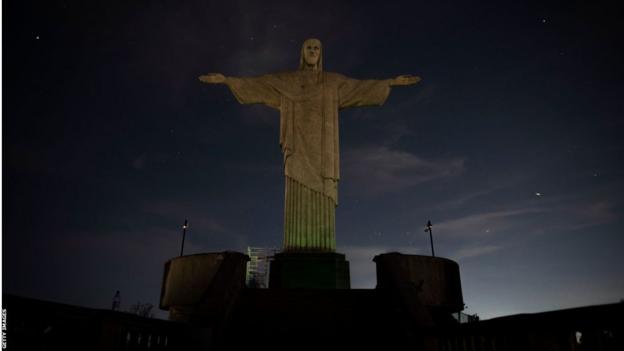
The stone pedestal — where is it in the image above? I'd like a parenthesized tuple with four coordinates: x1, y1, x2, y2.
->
(374, 253, 464, 313)
(269, 252, 350, 289)
(160, 252, 249, 323)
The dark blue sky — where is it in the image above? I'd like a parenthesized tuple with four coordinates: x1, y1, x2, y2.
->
(3, 0, 623, 319)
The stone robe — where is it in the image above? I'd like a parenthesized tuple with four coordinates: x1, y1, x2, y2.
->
(226, 71, 391, 205)
(225, 71, 391, 251)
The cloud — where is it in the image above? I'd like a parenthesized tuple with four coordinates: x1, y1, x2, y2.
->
(342, 146, 464, 195)
(455, 245, 504, 260)
(542, 200, 619, 233)
(342, 246, 385, 288)
(139, 201, 253, 251)
(434, 175, 530, 211)
(429, 196, 619, 245)
(343, 243, 502, 288)
(572, 201, 617, 226)
(231, 42, 295, 75)
(142, 201, 228, 234)
(435, 208, 546, 238)
(222, 7, 299, 76)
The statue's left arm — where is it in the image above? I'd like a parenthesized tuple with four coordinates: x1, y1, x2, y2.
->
(338, 74, 421, 109)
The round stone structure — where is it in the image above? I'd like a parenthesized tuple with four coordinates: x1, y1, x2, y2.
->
(373, 253, 464, 313)
(160, 252, 249, 322)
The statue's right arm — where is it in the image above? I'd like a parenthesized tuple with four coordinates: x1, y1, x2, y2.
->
(388, 75, 421, 86)
(200, 73, 280, 109)
(198, 73, 227, 84)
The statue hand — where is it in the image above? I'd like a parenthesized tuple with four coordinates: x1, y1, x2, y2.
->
(199, 73, 226, 84)
(390, 75, 421, 86)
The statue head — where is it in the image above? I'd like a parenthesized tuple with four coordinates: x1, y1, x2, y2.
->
(299, 38, 322, 71)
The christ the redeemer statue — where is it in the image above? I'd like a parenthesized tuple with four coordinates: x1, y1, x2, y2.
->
(200, 38, 420, 253)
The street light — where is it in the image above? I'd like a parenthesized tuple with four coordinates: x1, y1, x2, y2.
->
(424, 220, 435, 257)
(180, 219, 188, 256)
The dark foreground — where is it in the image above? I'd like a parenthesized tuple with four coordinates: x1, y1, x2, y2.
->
(3, 293, 623, 350)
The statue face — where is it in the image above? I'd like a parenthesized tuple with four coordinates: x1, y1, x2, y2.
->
(302, 39, 321, 67)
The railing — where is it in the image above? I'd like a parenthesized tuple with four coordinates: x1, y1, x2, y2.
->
(430, 302, 623, 351)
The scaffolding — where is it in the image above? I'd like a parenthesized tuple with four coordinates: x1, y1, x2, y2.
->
(246, 247, 278, 288)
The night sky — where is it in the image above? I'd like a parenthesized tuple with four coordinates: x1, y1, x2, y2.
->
(3, 0, 624, 320)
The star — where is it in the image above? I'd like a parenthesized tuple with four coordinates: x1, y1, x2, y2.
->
(35, 35, 40, 40)
(535, 192, 542, 197)
(541, 19, 547, 23)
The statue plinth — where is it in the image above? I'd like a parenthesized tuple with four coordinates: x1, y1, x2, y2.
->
(269, 252, 350, 289)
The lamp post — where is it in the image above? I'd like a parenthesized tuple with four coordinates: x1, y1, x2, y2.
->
(180, 219, 188, 256)
(425, 220, 435, 257)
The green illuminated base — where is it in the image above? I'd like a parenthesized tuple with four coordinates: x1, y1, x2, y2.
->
(269, 252, 350, 289)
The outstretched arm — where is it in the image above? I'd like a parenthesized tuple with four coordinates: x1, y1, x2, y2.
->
(199, 73, 227, 84)
(338, 74, 422, 109)
(389, 75, 421, 86)
(198, 73, 280, 109)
